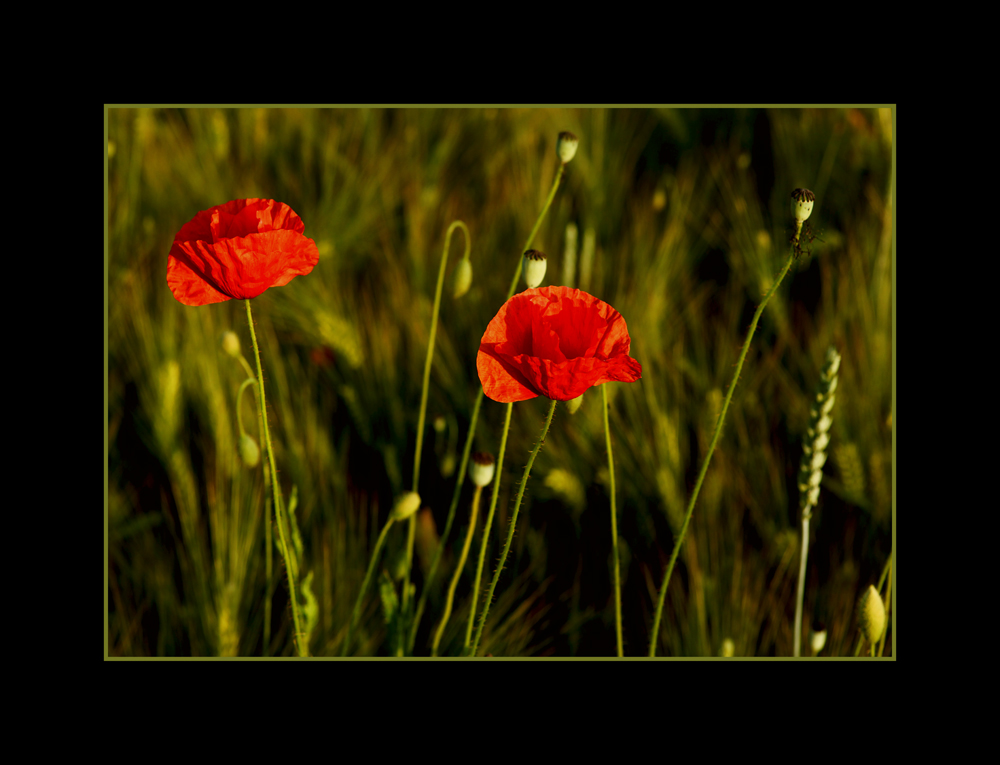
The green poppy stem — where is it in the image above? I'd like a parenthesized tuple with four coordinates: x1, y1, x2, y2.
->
(399, 220, 470, 654)
(431, 484, 483, 656)
(648, 250, 796, 657)
(603, 383, 624, 657)
(464, 401, 513, 651)
(244, 299, 307, 657)
(471, 398, 558, 657)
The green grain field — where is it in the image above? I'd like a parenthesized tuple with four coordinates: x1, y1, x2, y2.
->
(105, 106, 894, 658)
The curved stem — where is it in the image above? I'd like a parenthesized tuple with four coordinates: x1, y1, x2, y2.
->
(506, 165, 565, 298)
(400, 221, 471, 649)
(603, 383, 624, 657)
(471, 398, 558, 657)
(793, 511, 811, 657)
(342, 516, 395, 656)
(245, 299, 307, 657)
(648, 251, 796, 657)
(432, 485, 482, 656)
(465, 401, 513, 651)
(236, 377, 256, 437)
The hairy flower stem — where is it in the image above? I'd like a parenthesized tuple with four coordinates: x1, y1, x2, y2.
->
(396, 221, 471, 654)
(603, 383, 624, 657)
(465, 402, 513, 651)
(431, 484, 483, 656)
(341, 517, 395, 656)
(245, 299, 307, 657)
(648, 251, 796, 657)
(471, 398, 558, 656)
(408, 166, 565, 653)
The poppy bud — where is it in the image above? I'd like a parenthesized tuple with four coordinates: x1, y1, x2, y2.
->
(469, 452, 496, 487)
(721, 638, 735, 657)
(566, 393, 584, 414)
(858, 584, 886, 645)
(791, 188, 815, 224)
(221, 331, 241, 358)
(433, 415, 447, 433)
(810, 629, 827, 654)
(557, 131, 579, 164)
(453, 258, 473, 299)
(239, 433, 260, 467)
(523, 250, 548, 289)
(390, 491, 422, 522)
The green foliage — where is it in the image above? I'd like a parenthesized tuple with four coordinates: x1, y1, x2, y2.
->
(107, 107, 893, 656)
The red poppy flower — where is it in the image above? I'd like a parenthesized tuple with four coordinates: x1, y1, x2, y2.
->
(477, 286, 642, 402)
(167, 198, 319, 306)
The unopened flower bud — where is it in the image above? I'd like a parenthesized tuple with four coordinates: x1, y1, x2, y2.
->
(390, 491, 422, 522)
(222, 331, 241, 358)
(858, 584, 886, 644)
(566, 394, 584, 414)
(239, 433, 260, 467)
(721, 638, 735, 657)
(523, 250, 548, 289)
(810, 629, 827, 654)
(469, 451, 496, 487)
(791, 188, 815, 224)
(557, 131, 579, 164)
(433, 415, 447, 433)
(453, 258, 472, 299)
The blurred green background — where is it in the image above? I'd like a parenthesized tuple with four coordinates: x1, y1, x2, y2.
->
(106, 106, 893, 657)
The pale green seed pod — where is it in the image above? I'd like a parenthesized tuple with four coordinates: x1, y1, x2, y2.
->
(858, 584, 886, 644)
(810, 629, 827, 654)
(469, 451, 496, 487)
(557, 131, 579, 164)
(791, 188, 815, 224)
(222, 331, 241, 358)
(566, 393, 584, 414)
(239, 433, 260, 467)
(390, 491, 422, 522)
(523, 250, 548, 289)
(453, 258, 472, 299)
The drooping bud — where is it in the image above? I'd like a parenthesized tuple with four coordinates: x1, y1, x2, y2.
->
(221, 331, 241, 358)
(791, 188, 815, 224)
(810, 629, 828, 655)
(390, 491, 422, 522)
(469, 451, 496, 487)
(721, 638, 735, 657)
(453, 258, 472, 299)
(566, 393, 584, 414)
(523, 249, 548, 289)
(557, 131, 579, 164)
(858, 584, 886, 645)
(239, 433, 260, 467)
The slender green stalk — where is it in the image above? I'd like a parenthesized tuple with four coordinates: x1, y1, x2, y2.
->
(603, 383, 624, 657)
(648, 251, 796, 657)
(471, 398, 558, 657)
(793, 512, 811, 657)
(465, 402, 513, 651)
(432, 485, 483, 656)
(408, 164, 565, 652)
(877, 553, 892, 657)
(399, 220, 470, 653)
(342, 516, 395, 656)
(245, 300, 307, 657)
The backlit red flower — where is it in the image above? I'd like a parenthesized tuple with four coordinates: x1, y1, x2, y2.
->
(167, 198, 319, 306)
(477, 286, 642, 402)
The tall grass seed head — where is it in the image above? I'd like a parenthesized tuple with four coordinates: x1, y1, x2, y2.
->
(470, 451, 496, 487)
(858, 584, 886, 644)
(221, 330, 241, 358)
(239, 433, 260, 467)
(557, 131, 579, 164)
(791, 188, 815, 224)
(566, 393, 584, 414)
(391, 491, 422, 521)
(523, 249, 548, 289)
(453, 258, 472, 299)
